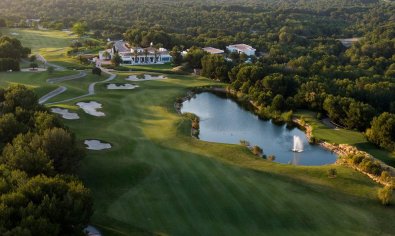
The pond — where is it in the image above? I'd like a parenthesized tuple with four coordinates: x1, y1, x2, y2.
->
(181, 92, 337, 166)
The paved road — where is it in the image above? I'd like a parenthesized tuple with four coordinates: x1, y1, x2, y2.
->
(47, 71, 87, 83)
(39, 86, 67, 104)
(36, 54, 66, 71)
(38, 71, 88, 104)
(44, 67, 116, 105)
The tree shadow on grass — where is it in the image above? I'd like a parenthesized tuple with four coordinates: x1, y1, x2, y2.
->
(355, 142, 395, 167)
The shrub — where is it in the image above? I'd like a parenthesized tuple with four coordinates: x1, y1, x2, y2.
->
(299, 116, 306, 126)
(30, 62, 38, 69)
(0, 58, 20, 71)
(380, 171, 391, 182)
(92, 67, 101, 76)
(267, 155, 276, 161)
(359, 158, 382, 176)
(252, 145, 263, 156)
(327, 168, 337, 178)
(352, 154, 365, 165)
(282, 110, 293, 123)
(377, 186, 393, 206)
(309, 135, 317, 144)
(47, 66, 54, 74)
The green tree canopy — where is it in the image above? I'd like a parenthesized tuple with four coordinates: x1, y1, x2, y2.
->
(366, 112, 395, 151)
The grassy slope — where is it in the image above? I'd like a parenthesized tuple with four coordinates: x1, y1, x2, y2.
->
(0, 70, 76, 97)
(295, 111, 395, 167)
(0, 28, 87, 68)
(52, 75, 395, 236)
(0, 28, 76, 53)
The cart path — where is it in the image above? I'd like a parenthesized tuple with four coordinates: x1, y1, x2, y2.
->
(40, 67, 116, 105)
(38, 71, 88, 104)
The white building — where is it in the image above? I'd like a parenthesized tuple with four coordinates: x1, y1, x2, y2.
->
(202, 47, 224, 55)
(226, 44, 256, 56)
(99, 40, 172, 65)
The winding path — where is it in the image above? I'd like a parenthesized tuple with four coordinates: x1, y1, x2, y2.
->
(39, 67, 116, 105)
(38, 71, 88, 104)
(47, 71, 87, 84)
(37, 54, 66, 71)
(39, 86, 67, 104)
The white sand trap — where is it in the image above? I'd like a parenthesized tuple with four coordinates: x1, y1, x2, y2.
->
(76, 101, 105, 117)
(84, 140, 111, 150)
(126, 74, 166, 81)
(11, 32, 19, 35)
(107, 83, 139, 90)
(51, 108, 80, 120)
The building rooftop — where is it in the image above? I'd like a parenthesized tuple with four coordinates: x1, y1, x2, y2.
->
(202, 47, 224, 54)
(228, 44, 255, 51)
(114, 40, 130, 53)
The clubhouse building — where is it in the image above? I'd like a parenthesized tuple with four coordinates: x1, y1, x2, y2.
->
(226, 44, 256, 56)
(99, 40, 172, 65)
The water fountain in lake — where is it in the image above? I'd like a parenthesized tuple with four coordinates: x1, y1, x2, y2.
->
(292, 135, 304, 152)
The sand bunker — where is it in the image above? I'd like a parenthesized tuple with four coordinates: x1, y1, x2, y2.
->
(107, 83, 139, 90)
(11, 32, 19, 35)
(76, 101, 105, 117)
(84, 140, 112, 150)
(51, 108, 80, 120)
(126, 74, 166, 81)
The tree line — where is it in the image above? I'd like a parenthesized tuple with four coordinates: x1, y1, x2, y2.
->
(0, 36, 30, 71)
(0, 85, 93, 235)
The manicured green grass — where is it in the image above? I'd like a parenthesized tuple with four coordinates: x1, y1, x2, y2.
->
(50, 75, 395, 236)
(0, 70, 76, 97)
(124, 63, 175, 73)
(0, 28, 89, 68)
(39, 47, 90, 69)
(0, 28, 76, 53)
(295, 110, 395, 167)
(45, 72, 104, 103)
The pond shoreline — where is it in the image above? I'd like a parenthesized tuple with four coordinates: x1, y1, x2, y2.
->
(176, 87, 338, 165)
(175, 86, 394, 186)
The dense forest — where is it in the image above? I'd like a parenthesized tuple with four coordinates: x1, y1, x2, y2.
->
(1, 0, 394, 47)
(0, 85, 93, 235)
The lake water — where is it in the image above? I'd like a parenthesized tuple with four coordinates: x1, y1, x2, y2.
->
(181, 92, 337, 166)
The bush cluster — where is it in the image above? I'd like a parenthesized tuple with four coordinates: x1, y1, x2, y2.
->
(346, 154, 383, 177)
